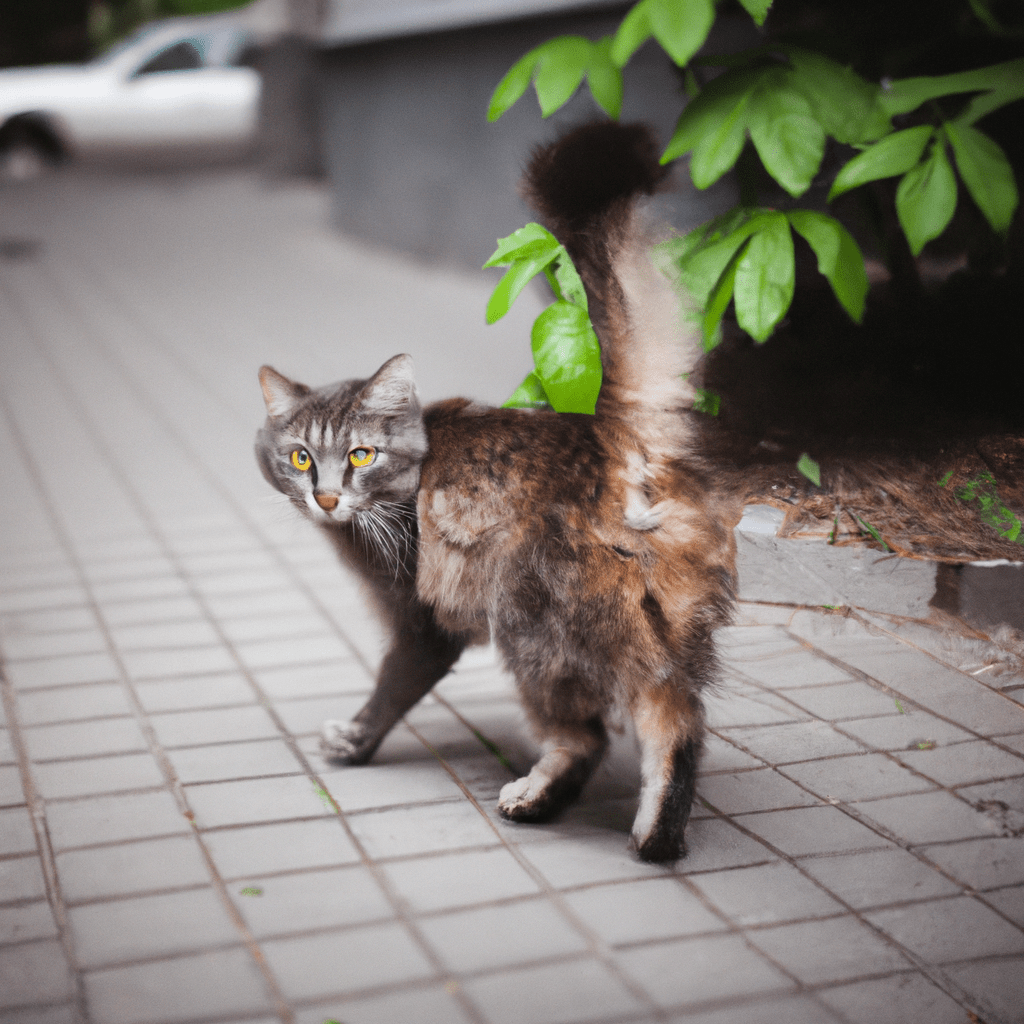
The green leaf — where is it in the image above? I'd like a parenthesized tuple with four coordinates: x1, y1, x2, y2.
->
(955, 471, 1024, 543)
(312, 783, 335, 810)
(504, 371, 551, 410)
(693, 387, 721, 415)
(733, 211, 795, 341)
(896, 140, 958, 256)
(855, 515, 890, 551)
(676, 222, 760, 306)
(747, 76, 826, 196)
(786, 210, 868, 323)
(662, 66, 764, 175)
(487, 224, 600, 415)
(649, 0, 716, 66)
(701, 240, 748, 348)
(551, 250, 589, 310)
(955, 67, 1024, 127)
(485, 240, 562, 324)
(483, 225, 563, 324)
(586, 36, 624, 119)
(967, 0, 1005, 33)
(797, 453, 821, 486)
(784, 47, 890, 145)
(690, 96, 751, 189)
(658, 208, 766, 307)
(489, 37, 608, 121)
(944, 122, 1018, 234)
(828, 125, 934, 201)
(469, 726, 516, 771)
(531, 301, 603, 414)
(484, 223, 559, 268)
(611, 0, 715, 68)
(487, 48, 538, 122)
(533, 37, 592, 117)
(610, 0, 651, 67)
(654, 207, 752, 276)
(880, 58, 1024, 118)
(488, 35, 624, 122)
(736, 0, 773, 26)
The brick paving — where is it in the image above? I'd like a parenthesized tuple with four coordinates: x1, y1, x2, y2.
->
(1, 167, 1022, 1024)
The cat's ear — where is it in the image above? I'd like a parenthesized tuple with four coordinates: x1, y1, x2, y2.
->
(259, 366, 309, 419)
(358, 354, 419, 415)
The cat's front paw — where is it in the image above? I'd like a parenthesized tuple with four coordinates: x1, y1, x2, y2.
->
(320, 720, 374, 765)
(497, 775, 559, 823)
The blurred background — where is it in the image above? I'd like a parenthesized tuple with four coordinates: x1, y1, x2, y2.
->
(0, 0, 748, 270)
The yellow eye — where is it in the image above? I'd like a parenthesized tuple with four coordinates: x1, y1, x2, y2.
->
(291, 448, 312, 472)
(349, 446, 376, 468)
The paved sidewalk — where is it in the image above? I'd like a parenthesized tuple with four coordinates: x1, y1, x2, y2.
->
(1, 167, 1023, 1024)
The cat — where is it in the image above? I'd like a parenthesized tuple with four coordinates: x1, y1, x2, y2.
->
(254, 121, 738, 862)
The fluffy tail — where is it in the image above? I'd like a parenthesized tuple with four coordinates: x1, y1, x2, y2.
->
(522, 121, 701, 461)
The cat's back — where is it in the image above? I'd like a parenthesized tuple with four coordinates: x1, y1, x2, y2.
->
(421, 397, 605, 509)
(418, 397, 733, 537)
(414, 397, 736, 636)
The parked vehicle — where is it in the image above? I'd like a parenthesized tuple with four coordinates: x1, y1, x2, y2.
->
(0, 18, 261, 177)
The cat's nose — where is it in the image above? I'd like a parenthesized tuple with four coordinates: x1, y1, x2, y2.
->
(314, 493, 339, 511)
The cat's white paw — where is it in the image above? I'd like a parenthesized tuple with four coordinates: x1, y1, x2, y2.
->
(497, 774, 552, 820)
(497, 749, 585, 822)
(320, 720, 367, 763)
(498, 775, 535, 810)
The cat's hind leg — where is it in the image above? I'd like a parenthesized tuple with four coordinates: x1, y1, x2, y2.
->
(628, 684, 704, 862)
(497, 713, 607, 823)
(321, 602, 466, 764)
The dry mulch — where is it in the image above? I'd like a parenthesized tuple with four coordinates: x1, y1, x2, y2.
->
(722, 441, 1024, 563)
(695, 271, 1024, 564)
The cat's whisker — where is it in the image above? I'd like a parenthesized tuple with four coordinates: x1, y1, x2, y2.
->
(353, 504, 411, 581)
(369, 500, 416, 550)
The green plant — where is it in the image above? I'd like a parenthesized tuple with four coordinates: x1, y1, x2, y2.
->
(486, 0, 1022, 411)
(469, 726, 516, 772)
(942, 469, 1024, 543)
(796, 452, 821, 485)
(825, 507, 892, 550)
(853, 514, 891, 552)
(484, 224, 602, 413)
(312, 782, 337, 812)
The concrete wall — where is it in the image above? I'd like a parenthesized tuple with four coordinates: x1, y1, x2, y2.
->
(316, 9, 750, 268)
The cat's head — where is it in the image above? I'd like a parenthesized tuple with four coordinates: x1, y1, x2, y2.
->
(255, 354, 427, 525)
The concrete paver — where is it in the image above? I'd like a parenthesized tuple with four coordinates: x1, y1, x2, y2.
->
(1, 166, 1023, 1024)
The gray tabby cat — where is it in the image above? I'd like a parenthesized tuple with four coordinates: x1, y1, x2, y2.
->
(255, 121, 737, 861)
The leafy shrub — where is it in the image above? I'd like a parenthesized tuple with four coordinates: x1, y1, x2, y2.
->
(485, 0, 1022, 413)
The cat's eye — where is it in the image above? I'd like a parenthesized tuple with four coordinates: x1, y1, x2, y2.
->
(291, 448, 312, 472)
(349, 447, 376, 468)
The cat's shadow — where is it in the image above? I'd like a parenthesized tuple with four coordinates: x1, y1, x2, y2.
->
(358, 707, 645, 839)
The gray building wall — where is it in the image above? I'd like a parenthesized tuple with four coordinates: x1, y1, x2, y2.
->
(316, 9, 750, 268)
